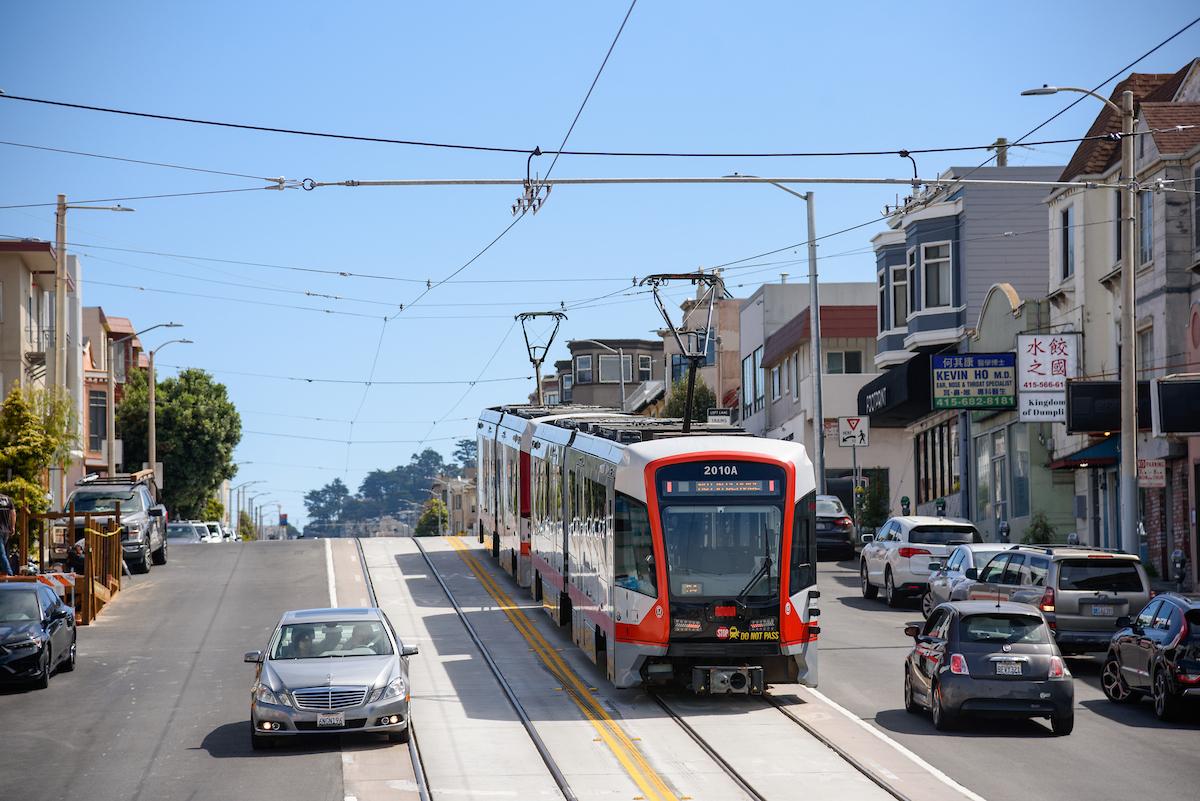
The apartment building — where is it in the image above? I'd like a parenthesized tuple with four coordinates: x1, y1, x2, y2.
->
(555, 338, 664, 411)
(81, 307, 147, 475)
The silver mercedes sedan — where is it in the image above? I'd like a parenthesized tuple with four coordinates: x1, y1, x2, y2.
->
(244, 607, 418, 749)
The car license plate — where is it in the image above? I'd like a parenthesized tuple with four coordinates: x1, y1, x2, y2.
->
(316, 712, 345, 728)
(1091, 605, 1115, 616)
(995, 662, 1022, 676)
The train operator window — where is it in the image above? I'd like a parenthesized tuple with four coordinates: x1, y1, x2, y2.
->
(615, 493, 657, 596)
(790, 491, 816, 592)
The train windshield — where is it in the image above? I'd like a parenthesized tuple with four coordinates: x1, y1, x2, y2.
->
(657, 461, 786, 600)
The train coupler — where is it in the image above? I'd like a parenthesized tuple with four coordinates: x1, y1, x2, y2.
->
(692, 666, 764, 695)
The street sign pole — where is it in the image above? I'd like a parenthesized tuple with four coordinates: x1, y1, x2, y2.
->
(851, 441, 859, 531)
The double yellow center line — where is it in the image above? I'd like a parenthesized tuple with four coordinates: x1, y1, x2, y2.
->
(447, 537, 681, 801)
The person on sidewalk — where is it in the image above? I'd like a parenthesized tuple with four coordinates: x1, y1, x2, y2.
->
(65, 543, 86, 575)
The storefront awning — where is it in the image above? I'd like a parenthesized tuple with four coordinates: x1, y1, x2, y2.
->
(1048, 436, 1119, 470)
(857, 353, 931, 427)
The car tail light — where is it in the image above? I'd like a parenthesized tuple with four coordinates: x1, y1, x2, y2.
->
(1039, 587, 1055, 614)
(1048, 656, 1067, 679)
(837, 517, 853, 528)
(898, 547, 931, 559)
(1086, 554, 1114, 558)
(948, 653, 969, 675)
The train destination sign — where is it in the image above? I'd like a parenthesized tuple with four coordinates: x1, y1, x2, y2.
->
(931, 352, 1017, 409)
(661, 479, 778, 496)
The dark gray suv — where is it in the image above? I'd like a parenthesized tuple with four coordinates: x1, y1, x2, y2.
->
(65, 471, 168, 574)
(964, 545, 1151, 654)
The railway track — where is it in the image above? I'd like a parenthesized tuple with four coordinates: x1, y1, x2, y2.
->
(354, 538, 433, 801)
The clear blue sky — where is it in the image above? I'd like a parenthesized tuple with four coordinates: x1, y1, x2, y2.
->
(2, 2, 1196, 525)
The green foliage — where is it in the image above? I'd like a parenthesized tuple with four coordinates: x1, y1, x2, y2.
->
(116, 368, 241, 519)
(856, 470, 890, 531)
(238, 509, 255, 541)
(1022, 510, 1058, 545)
(203, 495, 225, 521)
(453, 438, 477, 470)
(415, 498, 448, 536)
(0, 384, 78, 513)
(303, 449, 456, 526)
(662, 377, 717, 423)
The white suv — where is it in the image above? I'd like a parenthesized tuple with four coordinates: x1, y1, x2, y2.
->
(860, 516, 983, 607)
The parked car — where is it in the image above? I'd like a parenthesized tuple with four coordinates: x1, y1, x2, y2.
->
(860, 516, 983, 607)
(1101, 592, 1200, 720)
(222, 524, 239, 542)
(0, 583, 76, 688)
(815, 495, 856, 560)
(923, 543, 1010, 618)
(903, 600, 1073, 734)
(244, 607, 419, 749)
(190, 522, 218, 542)
(64, 471, 167, 573)
(167, 523, 205, 544)
(204, 521, 224, 542)
(965, 545, 1151, 654)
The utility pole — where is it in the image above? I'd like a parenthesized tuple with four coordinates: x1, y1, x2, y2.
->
(54, 195, 66, 390)
(806, 194, 826, 495)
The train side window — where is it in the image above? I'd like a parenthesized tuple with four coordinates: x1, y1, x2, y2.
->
(789, 491, 816, 592)
(614, 492, 657, 597)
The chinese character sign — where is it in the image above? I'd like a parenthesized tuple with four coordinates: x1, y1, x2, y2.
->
(931, 353, 1017, 409)
(1017, 334, 1079, 392)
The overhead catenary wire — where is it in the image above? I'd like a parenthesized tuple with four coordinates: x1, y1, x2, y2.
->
(155, 362, 530, 386)
(0, 185, 278, 209)
(0, 139, 278, 182)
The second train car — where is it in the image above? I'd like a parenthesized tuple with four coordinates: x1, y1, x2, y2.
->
(477, 406, 819, 694)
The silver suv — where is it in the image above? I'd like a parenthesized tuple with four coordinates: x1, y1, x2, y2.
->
(964, 545, 1151, 654)
(65, 471, 168, 574)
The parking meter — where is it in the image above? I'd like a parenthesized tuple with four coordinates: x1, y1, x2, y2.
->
(997, 520, 1010, 544)
(1171, 548, 1188, 592)
(900, 496, 911, 516)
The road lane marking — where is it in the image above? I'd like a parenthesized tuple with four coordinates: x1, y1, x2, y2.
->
(447, 536, 679, 801)
(325, 537, 338, 607)
(806, 687, 988, 801)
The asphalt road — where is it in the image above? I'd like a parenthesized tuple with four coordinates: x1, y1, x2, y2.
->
(816, 556, 1200, 801)
(0, 540, 337, 801)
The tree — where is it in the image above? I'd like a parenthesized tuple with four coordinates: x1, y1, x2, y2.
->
(415, 498, 447, 536)
(304, 478, 350, 526)
(203, 495, 225, 522)
(237, 509, 255, 541)
(453, 438, 477, 470)
(0, 385, 78, 513)
(662, 377, 717, 423)
(116, 368, 241, 519)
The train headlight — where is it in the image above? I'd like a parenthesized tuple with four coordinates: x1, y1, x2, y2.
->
(673, 618, 702, 633)
(749, 617, 777, 632)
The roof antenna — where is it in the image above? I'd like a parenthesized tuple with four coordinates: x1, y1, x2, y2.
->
(638, 270, 722, 432)
(516, 310, 566, 405)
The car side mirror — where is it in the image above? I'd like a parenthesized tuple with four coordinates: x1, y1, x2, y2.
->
(963, 567, 978, 581)
(243, 650, 263, 663)
(52, 606, 71, 621)
(860, 532, 875, 544)
(903, 623, 922, 639)
(928, 561, 944, 572)
(400, 644, 419, 657)
(147, 507, 164, 518)
(1115, 615, 1131, 630)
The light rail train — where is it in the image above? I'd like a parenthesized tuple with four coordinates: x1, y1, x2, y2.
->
(476, 404, 820, 694)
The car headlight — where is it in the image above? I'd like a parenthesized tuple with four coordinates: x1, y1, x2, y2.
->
(5, 639, 41, 653)
(254, 684, 286, 705)
(371, 677, 407, 702)
(125, 525, 144, 541)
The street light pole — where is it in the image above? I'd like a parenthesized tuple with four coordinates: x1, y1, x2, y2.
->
(106, 322, 182, 474)
(1022, 85, 1138, 555)
(147, 339, 192, 480)
(728, 176, 825, 493)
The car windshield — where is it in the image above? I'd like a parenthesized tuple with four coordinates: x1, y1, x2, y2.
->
(0, 590, 41, 622)
(69, 490, 144, 513)
(167, 525, 197, 539)
(270, 621, 393, 659)
(961, 613, 1049, 644)
(1057, 559, 1144, 592)
(909, 525, 982, 545)
(816, 498, 846, 517)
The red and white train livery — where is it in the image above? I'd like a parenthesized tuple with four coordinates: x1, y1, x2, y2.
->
(477, 406, 819, 694)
